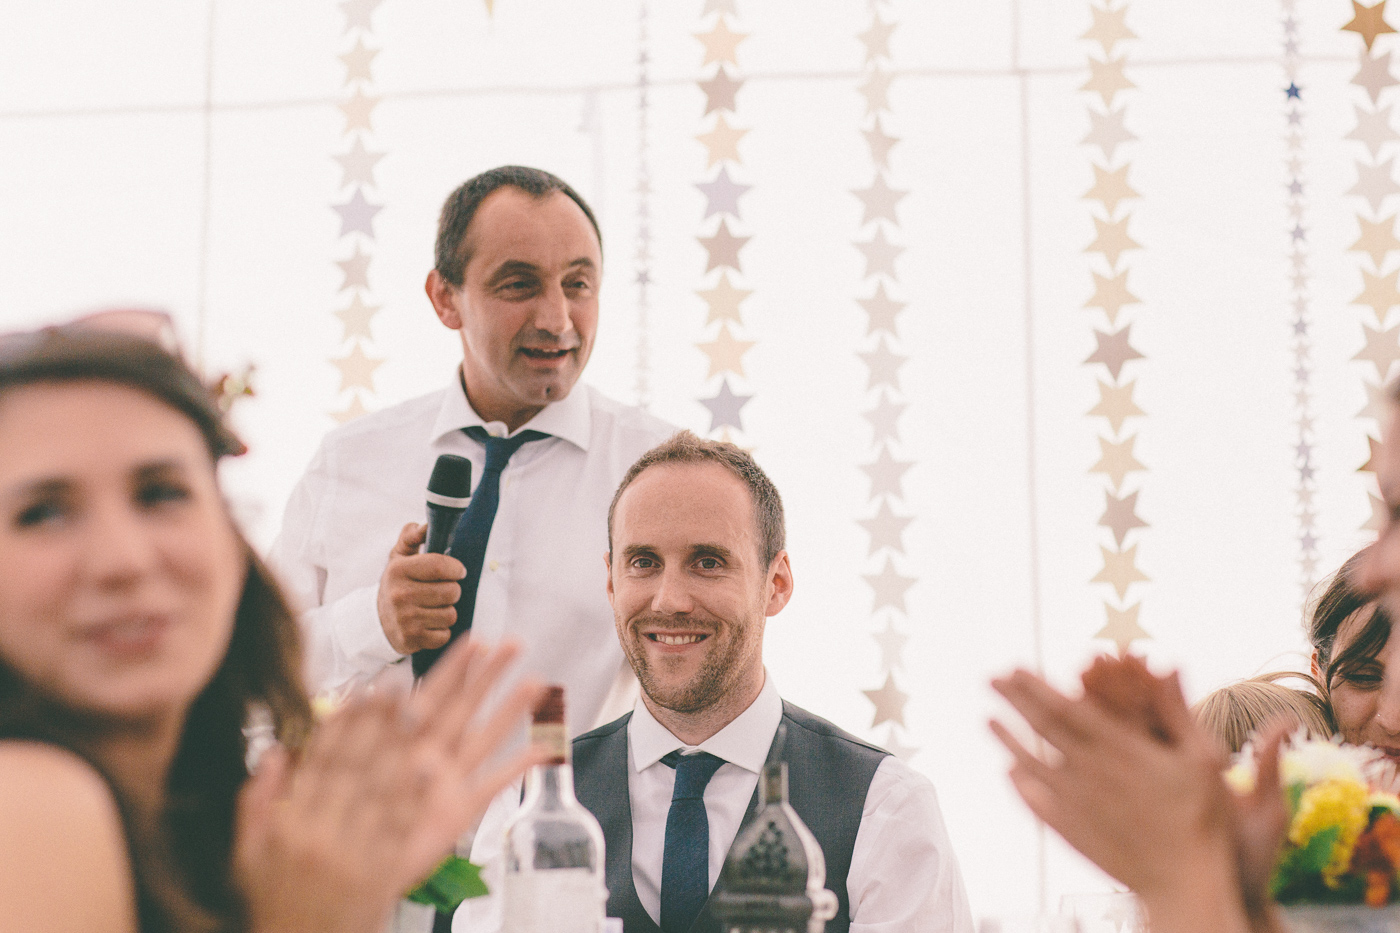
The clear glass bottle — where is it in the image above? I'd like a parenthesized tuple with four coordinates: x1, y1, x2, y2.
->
(501, 686, 607, 933)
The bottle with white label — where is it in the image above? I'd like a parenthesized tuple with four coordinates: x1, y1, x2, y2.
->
(501, 685, 607, 933)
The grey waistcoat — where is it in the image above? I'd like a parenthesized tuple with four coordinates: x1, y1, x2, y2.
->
(571, 701, 888, 933)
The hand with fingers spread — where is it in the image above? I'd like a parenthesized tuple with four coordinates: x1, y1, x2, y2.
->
(234, 637, 547, 933)
(990, 661, 1283, 933)
(377, 522, 467, 655)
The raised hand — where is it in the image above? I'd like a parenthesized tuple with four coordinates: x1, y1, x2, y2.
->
(234, 637, 546, 933)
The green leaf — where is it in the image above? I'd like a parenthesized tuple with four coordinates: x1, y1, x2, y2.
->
(1296, 826, 1341, 876)
(1272, 825, 1343, 902)
(1287, 782, 1305, 819)
(405, 856, 490, 912)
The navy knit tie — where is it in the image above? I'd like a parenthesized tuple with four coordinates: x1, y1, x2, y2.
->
(412, 425, 547, 678)
(659, 750, 726, 933)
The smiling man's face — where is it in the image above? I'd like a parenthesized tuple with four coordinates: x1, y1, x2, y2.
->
(428, 186, 601, 431)
(606, 461, 790, 724)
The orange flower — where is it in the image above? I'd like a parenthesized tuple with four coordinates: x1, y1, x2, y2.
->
(1368, 870, 1392, 908)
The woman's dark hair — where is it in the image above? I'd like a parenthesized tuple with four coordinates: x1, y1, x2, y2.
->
(1309, 546, 1391, 701)
(0, 326, 312, 933)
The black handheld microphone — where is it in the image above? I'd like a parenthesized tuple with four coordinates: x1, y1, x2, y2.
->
(424, 454, 472, 554)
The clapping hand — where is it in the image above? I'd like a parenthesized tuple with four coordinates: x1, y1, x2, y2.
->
(234, 637, 546, 933)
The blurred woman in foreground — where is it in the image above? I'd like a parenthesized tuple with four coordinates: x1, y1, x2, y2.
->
(0, 326, 543, 933)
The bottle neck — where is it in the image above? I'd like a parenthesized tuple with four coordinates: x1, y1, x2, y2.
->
(760, 761, 788, 807)
(525, 759, 576, 807)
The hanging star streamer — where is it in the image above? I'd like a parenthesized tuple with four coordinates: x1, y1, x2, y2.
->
(636, 0, 653, 408)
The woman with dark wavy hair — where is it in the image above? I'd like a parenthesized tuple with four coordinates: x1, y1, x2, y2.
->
(0, 325, 542, 933)
(1306, 546, 1400, 759)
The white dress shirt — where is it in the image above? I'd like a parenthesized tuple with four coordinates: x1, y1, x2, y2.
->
(462, 674, 975, 933)
(268, 372, 674, 733)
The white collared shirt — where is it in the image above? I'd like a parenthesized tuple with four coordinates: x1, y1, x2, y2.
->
(461, 674, 975, 933)
(268, 372, 674, 732)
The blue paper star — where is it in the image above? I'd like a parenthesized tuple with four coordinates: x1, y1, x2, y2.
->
(699, 377, 752, 432)
(1286, 82, 1302, 99)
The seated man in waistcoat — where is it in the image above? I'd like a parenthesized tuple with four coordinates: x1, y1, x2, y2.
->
(467, 430, 973, 933)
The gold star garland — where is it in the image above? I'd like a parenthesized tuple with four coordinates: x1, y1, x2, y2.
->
(1281, 1, 1319, 594)
(329, 0, 387, 423)
(636, 1, 653, 408)
(853, 0, 916, 762)
(1343, 1, 1400, 535)
(694, 0, 755, 442)
(1081, 3, 1150, 655)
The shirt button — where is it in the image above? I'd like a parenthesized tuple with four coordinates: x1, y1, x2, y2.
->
(489, 560, 499, 572)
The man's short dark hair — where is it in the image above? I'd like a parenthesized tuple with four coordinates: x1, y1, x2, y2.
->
(608, 430, 786, 567)
(433, 165, 602, 287)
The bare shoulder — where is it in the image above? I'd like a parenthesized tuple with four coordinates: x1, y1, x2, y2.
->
(0, 740, 138, 933)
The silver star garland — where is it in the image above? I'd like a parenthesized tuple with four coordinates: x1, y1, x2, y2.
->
(1282, 0, 1318, 593)
(329, 0, 386, 423)
(853, 0, 916, 762)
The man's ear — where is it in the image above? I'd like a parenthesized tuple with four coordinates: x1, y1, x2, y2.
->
(604, 551, 614, 606)
(764, 551, 794, 617)
(426, 270, 462, 330)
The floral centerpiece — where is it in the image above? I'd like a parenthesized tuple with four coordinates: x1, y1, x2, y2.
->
(1230, 738, 1400, 932)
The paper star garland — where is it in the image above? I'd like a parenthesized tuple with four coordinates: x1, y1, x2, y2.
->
(1086, 215, 1142, 268)
(1081, 56, 1134, 107)
(1084, 164, 1140, 215)
(872, 621, 908, 672)
(1356, 268, 1400, 319)
(331, 392, 371, 424)
(1362, 434, 1384, 473)
(852, 172, 908, 226)
(1095, 602, 1148, 654)
(1352, 215, 1400, 268)
(1360, 379, 1391, 420)
(1354, 322, 1400, 376)
(1085, 325, 1145, 381)
(1089, 379, 1145, 434)
(339, 0, 383, 32)
(859, 499, 913, 555)
(859, 15, 895, 62)
(332, 187, 383, 239)
(697, 322, 755, 378)
(856, 226, 904, 279)
(636, 2, 653, 406)
(1092, 543, 1150, 600)
(862, 673, 908, 728)
(1083, 105, 1137, 162)
(336, 244, 372, 292)
(1085, 269, 1141, 325)
(696, 166, 751, 220)
(338, 89, 380, 134)
(863, 558, 916, 614)
(1355, 49, 1400, 104)
(330, 342, 384, 393)
(339, 37, 378, 84)
(333, 137, 385, 189)
(864, 391, 907, 444)
(334, 294, 381, 342)
(859, 67, 893, 115)
(860, 281, 906, 335)
(859, 336, 908, 390)
(864, 117, 899, 169)
(696, 113, 747, 167)
(1099, 489, 1148, 547)
(699, 218, 750, 272)
(1348, 104, 1398, 157)
(1091, 434, 1146, 491)
(699, 378, 752, 432)
(1081, 4, 1136, 55)
(700, 66, 741, 115)
(1349, 157, 1400, 213)
(697, 271, 752, 325)
(1343, 0, 1397, 51)
(695, 18, 747, 66)
(861, 444, 914, 501)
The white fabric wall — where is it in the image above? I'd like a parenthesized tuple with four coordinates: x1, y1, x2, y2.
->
(0, 0, 1381, 918)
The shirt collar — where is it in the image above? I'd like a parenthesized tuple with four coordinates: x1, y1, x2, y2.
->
(628, 673, 782, 775)
(427, 368, 592, 452)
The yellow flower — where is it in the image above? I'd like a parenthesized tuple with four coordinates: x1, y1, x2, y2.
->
(1291, 778, 1372, 886)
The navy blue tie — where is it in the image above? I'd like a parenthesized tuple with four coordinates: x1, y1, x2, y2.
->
(659, 750, 726, 933)
(412, 425, 547, 677)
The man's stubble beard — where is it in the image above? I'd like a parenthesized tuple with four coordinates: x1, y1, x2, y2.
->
(622, 615, 762, 716)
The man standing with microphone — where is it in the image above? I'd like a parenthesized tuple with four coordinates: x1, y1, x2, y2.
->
(272, 164, 672, 768)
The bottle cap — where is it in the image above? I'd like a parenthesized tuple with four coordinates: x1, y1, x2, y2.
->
(533, 685, 566, 725)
